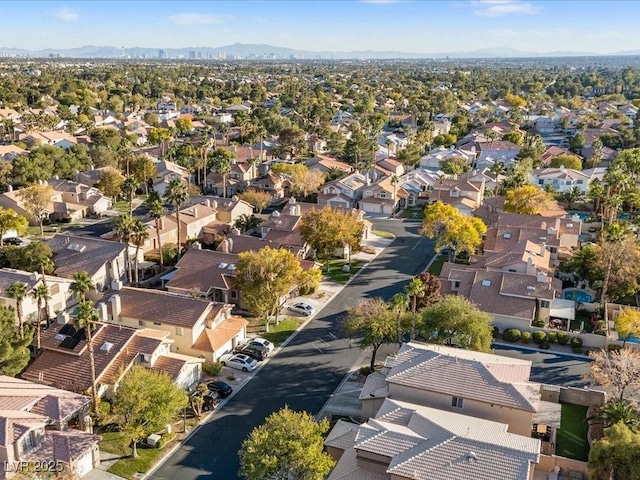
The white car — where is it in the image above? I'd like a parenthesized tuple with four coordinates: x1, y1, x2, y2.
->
(246, 337, 274, 355)
(288, 302, 315, 317)
(219, 353, 258, 372)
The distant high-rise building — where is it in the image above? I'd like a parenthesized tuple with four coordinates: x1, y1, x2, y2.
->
(189, 50, 196, 59)
(158, 49, 166, 59)
(218, 51, 226, 60)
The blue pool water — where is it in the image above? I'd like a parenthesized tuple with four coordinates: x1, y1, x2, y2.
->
(619, 334, 640, 344)
(578, 233, 591, 242)
(567, 211, 589, 220)
(564, 290, 595, 303)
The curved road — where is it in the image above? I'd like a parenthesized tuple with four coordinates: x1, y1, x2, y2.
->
(151, 219, 435, 480)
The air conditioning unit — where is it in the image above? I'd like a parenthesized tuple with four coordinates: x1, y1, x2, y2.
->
(146, 433, 161, 448)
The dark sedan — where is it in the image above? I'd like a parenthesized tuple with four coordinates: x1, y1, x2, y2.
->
(233, 345, 266, 361)
(206, 381, 233, 398)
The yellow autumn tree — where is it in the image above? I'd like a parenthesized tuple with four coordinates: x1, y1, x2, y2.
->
(504, 185, 551, 215)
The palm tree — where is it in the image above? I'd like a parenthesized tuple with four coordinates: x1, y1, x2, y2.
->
(32, 253, 54, 325)
(436, 174, 446, 201)
(390, 174, 399, 219)
(564, 186, 585, 209)
(113, 214, 135, 283)
(121, 176, 139, 215)
(75, 301, 100, 411)
(489, 162, 505, 194)
(234, 214, 262, 233)
(7, 281, 29, 339)
(31, 284, 50, 352)
(197, 136, 211, 185)
(219, 123, 231, 146)
(146, 191, 165, 267)
(213, 155, 232, 198)
(163, 178, 189, 258)
(389, 293, 409, 345)
(385, 138, 393, 159)
(70, 271, 96, 302)
(404, 278, 425, 340)
(131, 219, 149, 286)
(595, 400, 640, 428)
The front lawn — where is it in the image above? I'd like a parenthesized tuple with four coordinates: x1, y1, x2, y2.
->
(427, 255, 447, 275)
(322, 259, 364, 284)
(556, 403, 590, 461)
(401, 209, 424, 219)
(100, 431, 168, 480)
(261, 317, 304, 345)
(371, 229, 394, 239)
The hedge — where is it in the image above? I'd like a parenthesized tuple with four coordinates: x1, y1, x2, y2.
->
(203, 361, 223, 376)
(503, 328, 521, 342)
(547, 331, 557, 344)
(532, 331, 548, 344)
(557, 331, 569, 345)
(521, 331, 532, 344)
(570, 336, 583, 348)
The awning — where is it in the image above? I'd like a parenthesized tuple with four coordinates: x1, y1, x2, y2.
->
(549, 299, 575, 320)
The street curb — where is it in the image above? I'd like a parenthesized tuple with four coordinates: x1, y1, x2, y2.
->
(492, 341, 593, 360)
(142, 236, 394, 480)
(422, 253, 441, 274)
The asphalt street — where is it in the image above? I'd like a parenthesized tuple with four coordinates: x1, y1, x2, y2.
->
(150, 219, 435, 480)
(493, 344, 592, 388)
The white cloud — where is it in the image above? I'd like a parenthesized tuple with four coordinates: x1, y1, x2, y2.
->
(471, 0, 539, 17)
(169, 13, 224, 26)
(55, 7, 79, 22)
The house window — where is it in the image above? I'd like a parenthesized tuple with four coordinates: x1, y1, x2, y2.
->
(138, 320, 146, 327)
(176, 326, 183, 336)
(230, 290, 238, 300)
(23, 431, 34, 451)
(538, 179, 544, 185)
(141, 353, 150, 363)
(451, 396, 464, 408)
(153, 321, 161, 326)
(379, 193, 388, 199)
(453, 281, 460, 289)
(576, 180, 583, 184)
(540, 300, 550, 308)
(365, 190, 372, 196)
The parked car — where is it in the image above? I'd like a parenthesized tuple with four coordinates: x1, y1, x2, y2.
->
(3, 237, 22, 246)
(234, 344, 266, 361)
(207, 381, 233, 398)
(287, 302, 315, 316)
(219, 353, 258, 372)
(246, 337, 274, 355)
(202, 391, 220, 411)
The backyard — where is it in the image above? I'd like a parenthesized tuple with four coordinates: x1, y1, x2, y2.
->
(556, 403, 590, 461)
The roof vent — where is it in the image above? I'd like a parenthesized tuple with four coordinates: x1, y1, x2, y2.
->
(100, 342, 114, 353)
(527, 286, 536, 291)
(227, 264, 236, 270)
(567, 223, 574, 228)
(467, 451, 477, 463)
(481, 280, 491, 287)
(218, 263, 228, 269)
(67, 243, 86, 252)
(503, 233, 511, 239)
(54, 333, 66, 341)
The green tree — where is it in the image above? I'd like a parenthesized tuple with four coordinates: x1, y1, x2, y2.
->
(569, 132, 586, 153)
(238, 406, 334, 480)
(563, 186, 585, 209)
(389, 292, 410, 345)
(70, 271, 95, 302)
(414, 272, 442, 309)
(129, 155, 156, 196)
(504, 185, 551, 215)
(7, 281, 28, 339)
(113, 365, 188, 458)
(550, 154, 583, 170)
(5, 241, 54, 274)
(95, 169, 124, 198)
(595, 400, 640, 429)
(238, 189, 272, 213)
(131, 219, 149, 286)
(17, 184, 53, 235)
(211, 150, 233, 198)
(30, 284, 49, 352)
(0, 305, 32, 376)
(148, 127, 172, 156)
(419, 295, 493, 351)
(233, 214, 262, 233)
(405, 277, 424, 340)
(75, 301, 100, 411)
(113, 213, 135, 283)
(343, 298, 398, 370)
(163, 178, 189, 258)
(233, 247, 303, 330)
(588, 422, 640, 480)
(0, 207, 28, 246)
(146, 191, 165, 267)
(121, 176, 139, 215)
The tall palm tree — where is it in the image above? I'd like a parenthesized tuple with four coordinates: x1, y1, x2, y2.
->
(75, 301, 100, 411)
(404, 278, 425, 340)
(390, 174, 399, 219)
(32, 253, 54, 325)
(389, 293, 410, 345)
(70, 271, 96, 302)
(163, 178, 189, 258)
(489, 162, 505, 194)
(113, 214, 135, 283)
(31, 284, 50, 352)
(146, 191, 165, 267)
(385, 138, 393, 159)
(121, 176, 139, 215)
(219, 123, 231, 146)
(131, 219, 149, 286)
(564, 186, 585, 209)
(213, 155, 232, 198)
(7, 281, 29, 339)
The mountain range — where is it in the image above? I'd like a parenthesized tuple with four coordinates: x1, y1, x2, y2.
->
(0, 43, 636, 59)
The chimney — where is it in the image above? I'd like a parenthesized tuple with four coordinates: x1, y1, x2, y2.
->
(111, 279, 123, 291)
(211, 200, 218, 210)
(97, 302, 108, 322)
(192, 207, 198, 218)
(56, 311, 69, 325)
(537, 271, 547, 283)
(205, 199, 211, 208)
(7, 185, 12, 192)
(191, 241, 202, 250)
(541, 221, 547, 230)
(555, 217, 561, 231)
(109, 294, 122, 322)
(231, 227, 241, 236)
(31, 271, 39, 281)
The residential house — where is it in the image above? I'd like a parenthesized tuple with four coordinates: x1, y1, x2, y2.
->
(217, 233, 281, 254)
(185, 195, 254, 224)
(0, 145, 28, 162)
(438, 263, 572, 331)
(152, 159, 194, 196)
(325, 397, 540, 480)
(532, 116, 556, 134)
(541, 146, 577, 166)
(97, 284, 247, 363)
(317, 172, 367, 209)
(419, 146, 475, 171)
(74, 166, 123, 188)
(48, 235, 128, 293)
(430, 176, 485, 215)
(529, 166, 590, 194)
(206, 160, 254, 197)
(22, 132, 77, 149)
(246, 172, 285, 200)
(475, 141, 522, 171)
(0, 268, 74, 326)
(376, 157, 405, 177)
(258, 209, 308, 259)
(360, 342, 541, 437)
(0, 376, 100, 479)
(359, 176, 408, 215)
(304, 155, 353, 175)
(22, 317, 195, 396)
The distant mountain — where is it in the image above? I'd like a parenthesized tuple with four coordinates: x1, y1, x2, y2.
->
(0, 42, 618, 59)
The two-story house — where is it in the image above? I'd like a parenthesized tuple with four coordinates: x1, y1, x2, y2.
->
(317, 172, 367, 209)
(246, 172, 285, 200)
(529, 166, 590, 194)
(97, 284, 247, 363)
(0, 376, 100, 478)
(359, 176, 408, 215)
(430, 176, 485, 215)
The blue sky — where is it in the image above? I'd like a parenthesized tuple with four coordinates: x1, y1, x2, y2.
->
(6, 0, 640, 53)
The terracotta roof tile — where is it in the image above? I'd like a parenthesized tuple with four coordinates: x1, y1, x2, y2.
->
(192, 316, 248, 353)
(167, 249, 239, 294)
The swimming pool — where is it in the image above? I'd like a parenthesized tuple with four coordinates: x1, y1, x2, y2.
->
(619, 334, 640, 344)
(567, 211, 589, 221)
(564, 289, 595, 303)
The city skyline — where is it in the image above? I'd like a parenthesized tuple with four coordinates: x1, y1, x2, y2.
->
(6, 0, 640, 55)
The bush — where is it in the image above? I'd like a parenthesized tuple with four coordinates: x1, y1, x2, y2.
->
(539, 342, 550, 350)
(503, 328, 521, 342)
(570, 336, 583, 348)
(557, 331, 569, 345)
(532, 319, 545, 327)
(156, 432, 176, 449)
(202, 361, 223, 376)
(521, 331, 532, 344)
(607, 344, 622, 352)
(492, 326, 500, 339)
(547, 331, 558, 344)
(532, 331, 548, 344)
(573, 347, 584, 354)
